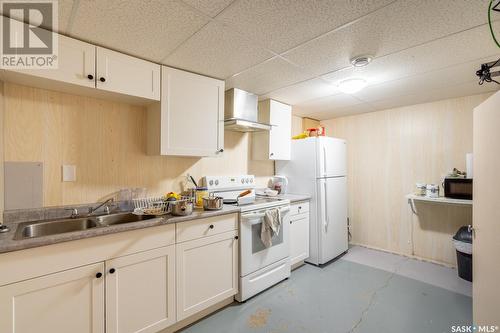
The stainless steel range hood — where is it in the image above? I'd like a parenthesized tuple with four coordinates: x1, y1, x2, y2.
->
(224, 88, 271, 132)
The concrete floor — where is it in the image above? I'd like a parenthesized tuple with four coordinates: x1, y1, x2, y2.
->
(180, 246, 472, 333)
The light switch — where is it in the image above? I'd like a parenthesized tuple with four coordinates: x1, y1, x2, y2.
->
(62, 165, 76, 182)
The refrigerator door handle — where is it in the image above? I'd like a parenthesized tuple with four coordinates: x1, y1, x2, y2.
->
(324, 180, 329, 231)
(322, 146, 327, 177)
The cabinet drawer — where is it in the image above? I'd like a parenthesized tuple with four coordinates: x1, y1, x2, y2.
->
(176, 214, 238, 243)
(290, 202, 309, 216)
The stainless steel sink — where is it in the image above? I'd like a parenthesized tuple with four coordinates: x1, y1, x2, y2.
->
(14, 213, 158, 240)
(94, 212, 156, 226)
(15, 218, 100, 240)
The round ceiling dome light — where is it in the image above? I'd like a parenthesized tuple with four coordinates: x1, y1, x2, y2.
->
(350, 55, 372, 67)
(338, 78, 367, 94)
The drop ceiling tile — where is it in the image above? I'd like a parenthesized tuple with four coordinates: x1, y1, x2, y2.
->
(182, 0, 235, 17)
(293, 93, 364, 118)
(225, 57, 310, 95)
(69, 0, 209, 62)
(260, 78, 337, 105)
(321, 25, 500, 87)
(283, 0, 490, 78)
(165, 21, 274, 79)
(215, 0, 395, 53)
(370, 81, 498, 111)
(1, 0, 75, 33)
(353, 58, 494, 103)
(299, 102, 376, 120)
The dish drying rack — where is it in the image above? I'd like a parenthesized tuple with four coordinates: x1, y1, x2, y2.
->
(133, 196, 193, 216)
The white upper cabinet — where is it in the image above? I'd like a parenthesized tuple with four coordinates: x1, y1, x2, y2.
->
(147, 66, 224, 157)
(252, 99, 292, 160)
(0, 19, 96, 89)
(96, 47, 160, 101)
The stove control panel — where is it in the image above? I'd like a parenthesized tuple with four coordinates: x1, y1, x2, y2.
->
(203, 175, 255, 191)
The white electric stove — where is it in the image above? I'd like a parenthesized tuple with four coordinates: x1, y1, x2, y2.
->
(202, 175, 291, 302)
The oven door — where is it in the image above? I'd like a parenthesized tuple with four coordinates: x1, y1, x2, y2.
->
(240, 206, 290, 277)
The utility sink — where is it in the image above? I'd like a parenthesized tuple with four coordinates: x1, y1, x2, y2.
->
(14, 213, 157, 240)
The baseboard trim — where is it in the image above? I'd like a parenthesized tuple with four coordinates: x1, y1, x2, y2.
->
(350, 242, 456, 268)
(159, 297, 234, 333)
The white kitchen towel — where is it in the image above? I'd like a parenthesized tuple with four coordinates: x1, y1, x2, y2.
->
(261, 208, 282, 248)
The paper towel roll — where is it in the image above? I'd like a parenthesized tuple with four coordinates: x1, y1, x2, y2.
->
(466, 153, 473, 179)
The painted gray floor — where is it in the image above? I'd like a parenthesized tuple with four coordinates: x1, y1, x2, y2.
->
(180, 248, 472, 333)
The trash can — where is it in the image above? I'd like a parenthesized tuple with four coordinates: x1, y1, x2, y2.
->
(453, 226, 473, 282)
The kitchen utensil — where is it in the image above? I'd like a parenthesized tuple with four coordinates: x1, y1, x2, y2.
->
(132, 196, 169, 216)
(195, 187, 208, 208)
(189, 175, 198, 187)
(203, 194, 224, 211)
(238, 189, 252, 198)
(170, 200, 193, 216)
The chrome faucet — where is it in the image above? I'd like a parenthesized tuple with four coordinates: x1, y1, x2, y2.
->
(88, 198, 114, 216)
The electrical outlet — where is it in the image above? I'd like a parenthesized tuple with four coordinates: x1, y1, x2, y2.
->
(62, 165, 76, 182)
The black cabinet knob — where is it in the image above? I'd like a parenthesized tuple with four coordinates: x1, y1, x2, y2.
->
(234, 236, 239, 240)
(96, 272, 102, 278)
(270, 153, 274, 156)
(100, 77, 106, 82)
(298, 206, 302, 209)
(290, 221, 292, 224)
(87, 74, 94, 80)
(217, 149, 224, 153)
(209, 224, 214, 229)
(109, 268, 116, 274)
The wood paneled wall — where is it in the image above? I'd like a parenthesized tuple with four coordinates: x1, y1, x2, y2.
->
(322, 93, 490, 266)
(1, 83, 274, 207)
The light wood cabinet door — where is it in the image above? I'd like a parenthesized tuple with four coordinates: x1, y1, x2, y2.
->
(176, 231, 238, 321)
(473, 91, 500, 326)
(96, 47, 160, 101)
(106, 245, 176, 333)
(289, 213, 310, 266)
(0, 262, 105, 333)
(158, 66, 224, 157)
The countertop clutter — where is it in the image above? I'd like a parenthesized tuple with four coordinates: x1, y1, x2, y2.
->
(0, 206, 240, 254)
(0, 193, 310, 254)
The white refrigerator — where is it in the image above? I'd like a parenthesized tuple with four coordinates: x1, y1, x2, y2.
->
(276, 136, 348, 265)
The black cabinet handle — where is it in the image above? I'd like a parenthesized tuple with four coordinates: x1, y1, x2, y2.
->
(298, 206, 302, 209)
(209, 224, 214, 229)
(109, 268, 115, 274)
(270, 153, 274, 156)
(290, 221, 292, 224)
(234, 236, 239, 240)
(96, 272, 102, 278)
(100, 77, 106, 82)
(87, 74, 94, 80)
(217, 149, 224, 153)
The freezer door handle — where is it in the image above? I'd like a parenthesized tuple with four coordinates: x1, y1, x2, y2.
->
(324, 181, 329, 231)
(322, 146, 327, 177)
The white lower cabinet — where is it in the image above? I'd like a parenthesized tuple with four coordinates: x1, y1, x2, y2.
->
(176, 230, 238, 321)
(289, 202, 310, 266)
(106, 245, 176, 333)
(0, 262, 105, 333)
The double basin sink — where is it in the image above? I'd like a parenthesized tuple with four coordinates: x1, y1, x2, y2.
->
(14, 213, 157, 240)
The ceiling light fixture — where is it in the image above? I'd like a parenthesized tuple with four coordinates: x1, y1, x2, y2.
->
(338, 78, 367, 94)
(350, 55, 373, 67)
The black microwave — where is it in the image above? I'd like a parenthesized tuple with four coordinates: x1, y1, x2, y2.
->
(444, 178, 473, 200)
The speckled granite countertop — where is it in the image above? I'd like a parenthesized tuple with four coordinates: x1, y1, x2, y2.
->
(0, 206, 240, 255)
(273, 193, 311, 203)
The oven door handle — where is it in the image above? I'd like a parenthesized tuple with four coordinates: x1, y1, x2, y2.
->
(241, 207, 290, 222)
